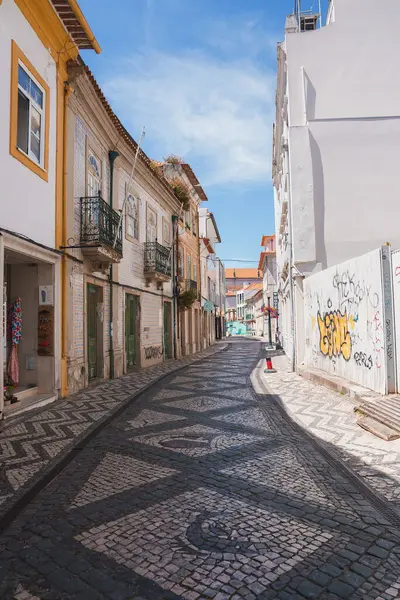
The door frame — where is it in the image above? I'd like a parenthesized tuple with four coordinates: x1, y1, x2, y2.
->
(86, 282, 104, 382)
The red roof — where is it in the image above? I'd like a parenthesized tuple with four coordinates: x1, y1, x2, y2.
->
(225, 268, 261, 280)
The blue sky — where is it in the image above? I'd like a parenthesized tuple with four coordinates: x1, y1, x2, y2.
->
(79, 0, 327, 268)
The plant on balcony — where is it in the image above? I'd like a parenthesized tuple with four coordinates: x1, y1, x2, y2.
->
(164, 154, 183, 165)
(178, 288, 197, 310)
(169, 178, 191, 211)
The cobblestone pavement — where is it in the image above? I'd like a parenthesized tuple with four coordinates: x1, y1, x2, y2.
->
(0, 343, 226, 520)
(1, 339, 400, 599)
(255, 354, 400, 512)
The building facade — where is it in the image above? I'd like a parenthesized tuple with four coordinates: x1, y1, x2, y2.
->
(157, 160, 205, 358)
(199, 208, 224, 346)
(0, 0, 98, 416)
(258, 235, 277, 339)
(273, 0, 400, 368)
(64, 66, 182, 395)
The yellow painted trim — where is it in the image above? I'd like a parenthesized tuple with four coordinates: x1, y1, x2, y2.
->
(68, 0, 102, 54)
(60, 83, 73, 399)
(15, 0, 79, 63)
(10, 40, 50, 182)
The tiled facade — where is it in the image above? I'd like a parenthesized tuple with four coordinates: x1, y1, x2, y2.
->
(64, 66, 218, 396)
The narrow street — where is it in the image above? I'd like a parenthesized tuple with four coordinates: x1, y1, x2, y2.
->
(0, 339, 399, 600)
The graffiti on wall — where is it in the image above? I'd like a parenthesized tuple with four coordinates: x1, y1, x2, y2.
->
(305, 248, 388, 394)
(144, 345, 163, 360)
(317, 308, 352, 361)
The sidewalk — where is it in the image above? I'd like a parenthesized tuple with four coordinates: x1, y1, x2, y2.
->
(252, 353, 400, 514)
(0, 342, 228, 526)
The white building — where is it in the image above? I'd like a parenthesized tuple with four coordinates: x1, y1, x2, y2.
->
(0, 0, 98, 416)
(273, 0, 400, 369)
(199, 208, 225, 345)
(258, 235, 277, 339)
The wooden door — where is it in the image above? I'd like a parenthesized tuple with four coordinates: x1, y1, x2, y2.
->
(87, 284, 98, 380)
(125, 294, 138, 370)
(164, 302, 172, 359)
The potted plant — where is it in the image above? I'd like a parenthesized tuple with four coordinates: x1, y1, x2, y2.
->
(178, 288, 197, 310)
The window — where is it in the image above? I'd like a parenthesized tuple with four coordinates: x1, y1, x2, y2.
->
(193, 262, 197, 282)
(162, 217, 171, 247)
(178, 248, 184, 278)
(146, 205, 157, 242)
(192, 210, 197, 236)
(10, 41, 50, 180)
(185, 209, 191, 230)
(187, 254, 192, 280)
(126, 192, 139, 241)
(87, 152, 101, 196)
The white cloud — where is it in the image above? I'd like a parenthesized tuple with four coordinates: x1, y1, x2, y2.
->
(102, 34, 276, 187)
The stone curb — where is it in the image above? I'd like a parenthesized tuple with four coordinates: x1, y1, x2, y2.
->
(298, 365, 379, 403)
(0, 342, 229, 533)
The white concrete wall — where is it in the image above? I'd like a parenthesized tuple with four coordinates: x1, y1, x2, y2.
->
(284, 0, 400, 271)
(0, 0, 57, 247)
(304, 248, 388, 393)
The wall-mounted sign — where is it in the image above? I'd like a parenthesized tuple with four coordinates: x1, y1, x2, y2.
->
(39, 285, 53, 306)
(273, 292, 279, 310)
(203, 301, 214, 312)
(38, 306, 54, 356)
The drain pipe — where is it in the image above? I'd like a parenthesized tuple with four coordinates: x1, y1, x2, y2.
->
(109, 150, 120, 379)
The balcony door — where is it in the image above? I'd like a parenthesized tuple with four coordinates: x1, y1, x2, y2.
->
(125, 294, 139, 370)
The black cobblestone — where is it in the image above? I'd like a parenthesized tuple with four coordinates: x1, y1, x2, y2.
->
(0, 340, 400, 599)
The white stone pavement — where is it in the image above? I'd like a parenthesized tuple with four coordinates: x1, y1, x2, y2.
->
(252, 353, 400, 510)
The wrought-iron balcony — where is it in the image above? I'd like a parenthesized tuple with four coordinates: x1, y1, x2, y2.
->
(144, 241, 171, 286)
(80, 195, 122, 264)
(185, 279, 198, 298)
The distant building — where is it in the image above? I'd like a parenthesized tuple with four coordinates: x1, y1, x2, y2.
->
(258, 235, 277, 339)
(225, 268, 262, 293)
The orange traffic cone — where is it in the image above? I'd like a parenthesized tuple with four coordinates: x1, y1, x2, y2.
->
(264, 356, 277, 373)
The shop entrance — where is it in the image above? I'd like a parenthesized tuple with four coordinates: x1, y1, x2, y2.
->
(3, 248, 56, 414)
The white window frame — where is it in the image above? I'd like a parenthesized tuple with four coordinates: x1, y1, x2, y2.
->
(146, 204, 158, 243)
(17, 61, 46, 168)
(87, 151, 101, 197)
(162, 216, 171, 247)
(125, 187, 139, 242)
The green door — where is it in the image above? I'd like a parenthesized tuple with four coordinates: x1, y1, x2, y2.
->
(125, 294, 138, 370)
(164, 302, 172, 359)
(87, 284, 98, 380)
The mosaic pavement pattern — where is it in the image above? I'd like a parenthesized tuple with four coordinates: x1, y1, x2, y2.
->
(0, 344, 225, 515)
(259, 355, 400, 509)
(1, 340, 400, 599)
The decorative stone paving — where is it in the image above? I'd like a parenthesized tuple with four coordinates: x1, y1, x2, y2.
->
(255, 353, 400, 511)
(0, 343, 226, 521)
(0, 339, 400, 599)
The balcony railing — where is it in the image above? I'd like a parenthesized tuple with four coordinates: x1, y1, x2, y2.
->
(144, 242, 171, 279)
(80, 195, 122, 256)
(186, 279, 198, 296)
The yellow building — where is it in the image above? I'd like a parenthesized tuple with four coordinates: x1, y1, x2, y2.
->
(155, 159, 207, 356)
